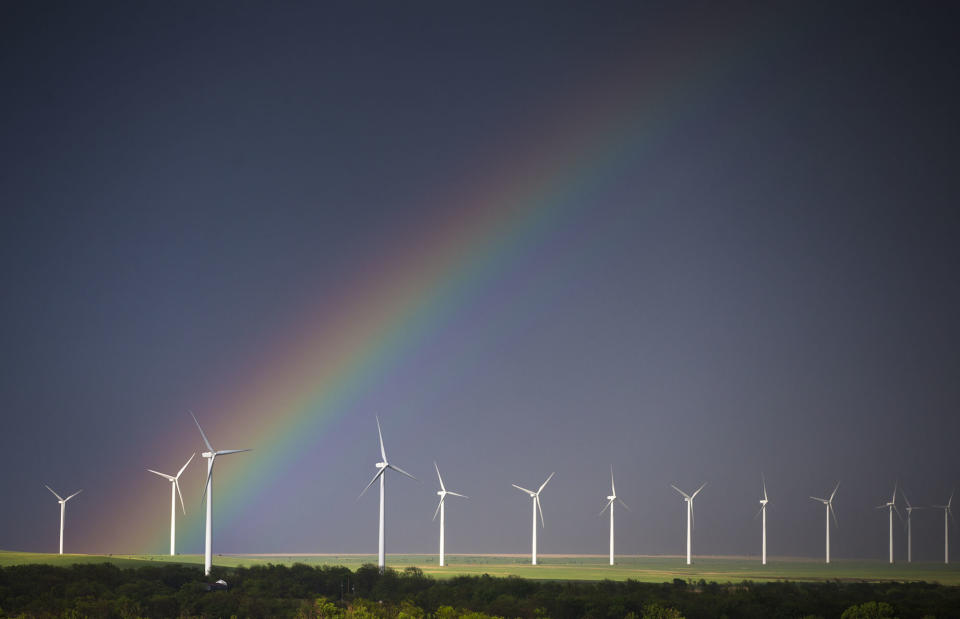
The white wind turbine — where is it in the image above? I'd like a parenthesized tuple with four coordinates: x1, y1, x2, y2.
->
(599, 466, 629, 566)
(670, 482, 706, 565)
(809, 482, 840, 564)
(755, 475, 769, 565)
(44, 485, 82, 555)
(432, 461, 468, 567)
(147, 453, 195, 556)
(874, 482, 902, 564)
(358, 416, 417, 572)
(901, 488, 922, 563)
(932, 490, 954, 564)
(190, 411, 251, 576)
(512, 472, 555, 565)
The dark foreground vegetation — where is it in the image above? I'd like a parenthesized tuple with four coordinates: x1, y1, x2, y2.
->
(1, 562, 959, 618)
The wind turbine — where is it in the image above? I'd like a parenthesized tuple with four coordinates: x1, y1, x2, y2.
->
(809, 482, 839, 564)
(599, 466, 629, 566)
(932, 489, 954, 564)
(874, 482, 901, 564)
(512, 472, 555, 565)
(190, 411, 251, 576)
(432, 461, 468, 567)
(900, 488, 922, 563)
(147, 453, 195, 556)
(754, 474, 769, 565)
(44, 485, 82, 555)
(670, 482, 706, 565)
(358, 416, 417, 572)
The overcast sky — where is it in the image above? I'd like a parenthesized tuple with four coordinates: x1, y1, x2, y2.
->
(1, 1, 959, 563)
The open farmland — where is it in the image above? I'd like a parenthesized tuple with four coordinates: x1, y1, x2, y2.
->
(3, 551, 959, 585)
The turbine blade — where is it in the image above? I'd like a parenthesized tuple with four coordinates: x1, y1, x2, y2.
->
(64, 489, 83, 502)
(538, 472, 555, 494)
(830, 503, 839, 528)
(671, 484, 690, 499)
(387, 463, 417, 481)
(176, 453, 196, 479)
(175, 479, 186, 515)
(434, 461, 445, 491)
(433, 496, 444, 521)
(691, 482, 707, 499)
(147, 469, 175, 481)
(447, 491, 469, 499)
(810, 496, 826, 502)
(200, 455, 215, 504)
(376, 416, 387, 462)
(894, 504, 903, 522)
(610, 465, 615, 495)
(901, 488, 912, 509)
(45, 485, 63, 501)
(754, 506, 764, 520)
(358, 468, 385, 499)
(690, 501, 696, 530)
(762, 473, 768, 502)
(536, 495, 545, 527)
(215, 448, 252, 456)
(512, 484, 535, 495)
(949, 489, 955, 509)
(617, 497, 630, 511)
(189, 411, 214, 452)
(829, 481, 840, 502)
(600, 498, 613, 516)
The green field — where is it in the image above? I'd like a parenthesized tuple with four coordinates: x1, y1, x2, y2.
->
(3, 551, 959, 585)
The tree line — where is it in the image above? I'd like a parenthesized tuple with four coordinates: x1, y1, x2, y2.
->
(1, 562, 958, 618)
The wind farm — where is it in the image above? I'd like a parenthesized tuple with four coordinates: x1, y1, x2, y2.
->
(2, 0, 960, 617)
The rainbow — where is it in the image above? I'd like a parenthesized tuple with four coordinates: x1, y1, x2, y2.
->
(93, 13, 753, 553)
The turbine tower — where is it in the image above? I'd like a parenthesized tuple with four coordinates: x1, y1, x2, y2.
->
(512, 472, 555, 565)
(359, 416, 417, 573)
(147, 453, 195, 556)
(901, 489, 922, 563)
(599, 466, 629, 566)
(933, 490, 954, 565)
(191, 411, 251, 576)
(432, 461, 468, 567)
(755, 474, 769, 565)
(44, 486, 82, 555)
(874, 482, 901, 564)
(670, 482, 706, 565)
(809, 482, 840, 564)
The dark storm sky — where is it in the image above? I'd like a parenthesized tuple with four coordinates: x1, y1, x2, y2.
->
(1, 1, 959, 561)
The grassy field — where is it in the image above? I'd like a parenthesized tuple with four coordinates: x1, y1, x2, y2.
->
(2, 550, 959, 585)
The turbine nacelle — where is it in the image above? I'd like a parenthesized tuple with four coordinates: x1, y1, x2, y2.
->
(376, 462, 388, 469)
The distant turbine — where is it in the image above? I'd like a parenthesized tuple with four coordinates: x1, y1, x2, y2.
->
(670, 482, 706, 565)
(358, 416, 417, 573)
(599, 466, 629, 566)
(874, 482, 901, 564)
(191, 411, 251, 576)
(432, 461, 468, 567)
(932, 489, 955, 565)
(512, 472, 555, 565)
(901, 488, 922, 563)
(44, 485, 82, 555)
(147, 453, 195, 556)
(809, 482, 840, 564)
(754, 474, 769, 565)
